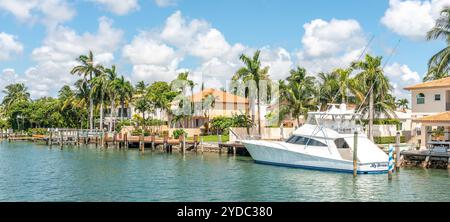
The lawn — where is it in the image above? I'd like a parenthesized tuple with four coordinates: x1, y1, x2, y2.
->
(188, 135, 229, 143)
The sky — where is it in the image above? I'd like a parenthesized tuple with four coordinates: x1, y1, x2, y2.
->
(0, 0, 449, 100)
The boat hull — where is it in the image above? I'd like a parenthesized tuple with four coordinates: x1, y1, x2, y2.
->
(243, 141, 388, 174)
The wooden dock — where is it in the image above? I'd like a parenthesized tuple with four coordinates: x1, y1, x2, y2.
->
(401, 149, 450, 169)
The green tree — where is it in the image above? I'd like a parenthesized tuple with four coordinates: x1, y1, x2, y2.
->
(351, 54, 395, 141)
(1, 83, 30, 113)
(233, 50, 270, 135)
(426, 7, 450, 80)
(91, 67, 108, 130)
(70, 51, 103, 131)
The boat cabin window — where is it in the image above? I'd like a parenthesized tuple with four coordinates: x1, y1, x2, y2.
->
(334, 138, 350, 149)
(286, 136, 327, 147)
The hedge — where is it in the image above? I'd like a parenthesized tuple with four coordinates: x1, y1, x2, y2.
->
(373, 136, 406, 144)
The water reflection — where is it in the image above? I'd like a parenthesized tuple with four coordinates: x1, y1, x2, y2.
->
(0, 141, 449, 201)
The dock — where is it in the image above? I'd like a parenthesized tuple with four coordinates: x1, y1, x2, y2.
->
(401, 149, 450, 169)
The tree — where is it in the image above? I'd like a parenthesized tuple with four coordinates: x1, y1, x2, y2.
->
(116, 76, 133, 121)
(281, 68, 317, 126)
(148, 81, 177, 127)
(91, 67, 108, 130)
(105, 66, 119, 132)
(318, 72, 339, 110)
(233, 50, 270, 136)
(351, 54, 395, 141)
(171, 72, 195, 127)
(70, 51, 103, 131)
(426, 7, 450, 80)
(396, 98, 409, 112)
(1, 83, 30, 113)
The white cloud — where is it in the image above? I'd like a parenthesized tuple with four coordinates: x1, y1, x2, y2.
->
(155, 0, 177, 7)
(0, 32, 24, 60)
(0, 68, 22, 98)
(91, 0, 139, 15)
(381, 0, 450, 40)
(296, 18, 367, 74)
(260, 47, 294, 80)
(22, 17, 124, 98)
(385, 63, 421, 98)
(0, 0, 75, 28)
(123, 32, 179, 66)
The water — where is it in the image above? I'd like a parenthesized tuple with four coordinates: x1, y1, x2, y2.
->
(1, 141, 450, 202)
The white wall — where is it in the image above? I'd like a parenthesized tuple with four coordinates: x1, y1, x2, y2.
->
(411, 88, 449, 113)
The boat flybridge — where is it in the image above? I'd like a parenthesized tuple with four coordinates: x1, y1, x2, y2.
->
(243, 104, 389, 174)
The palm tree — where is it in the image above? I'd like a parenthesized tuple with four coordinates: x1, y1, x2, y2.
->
(351, 54, 395, 141)
(423, 65, 449, 81)
(233, 50, 270, 136)
(116, 76, 133, 121)
(396, 98, 409, 112)
(105, 65, 120, 132)
(282, 68, 317, 126)
(333, 68, 352, 103)
(318, 72, 339, 110)
(172, 72, 195, 127)
(1, 83, 30, 112)
(91, 67, 108, 130)
(426, 7, 450, 80)
(70, 51, 103, 131)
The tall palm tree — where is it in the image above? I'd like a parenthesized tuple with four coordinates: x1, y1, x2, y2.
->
(91, 67, 108, 130)
(333, 68, 352, 103)
(233, 50, 270, 135)
(351, 54, 394, 141)
(1, 83, 30, 112)
(172, 72, 195, 127)
(318, 72, 339, 110)
(116, 76, 133, 121)
(70, 51, 103, 131)
(282, 68, 317, 126)
(426, 7, 450, 80)
(396, 98, 409, 112)
(105, 65, 119, 132)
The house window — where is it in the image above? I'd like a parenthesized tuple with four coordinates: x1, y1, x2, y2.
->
(417, 93, 425, 104)
(435, 94, 441, 101)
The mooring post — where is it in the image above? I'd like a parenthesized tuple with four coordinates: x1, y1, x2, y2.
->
(124, 133, 129, 149)
(164, 134, 168, 153)
(194, 135, 198, 152)
(151, 134, 155, 150)
(139, 133, 144, 153)
(388, 144, 394, 180)
(49, 130, 53, 147)
(59, 130, 63, 149)
(201, 136, 204, 154)
(76, 130, 80, 147)
(179, 134, 183, 153)
(353, 131, 358, 177)
(395, 132, 401, 172)
(113, 132, 117, 148)
(182, 133, 186, 155)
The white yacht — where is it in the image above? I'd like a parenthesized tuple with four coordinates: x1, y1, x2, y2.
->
(243, 104, 389, 174)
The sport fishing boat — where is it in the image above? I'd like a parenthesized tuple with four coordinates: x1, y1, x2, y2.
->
(243, 104, 389, 174)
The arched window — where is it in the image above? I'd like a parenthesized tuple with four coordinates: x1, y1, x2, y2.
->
(417, 93, 425, 104)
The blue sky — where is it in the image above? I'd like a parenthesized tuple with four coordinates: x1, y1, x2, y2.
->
(0, 0, 449, 99)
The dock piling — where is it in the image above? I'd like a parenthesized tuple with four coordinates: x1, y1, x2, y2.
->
(395, 132, 401, 172)
(353, 131, 358, 177)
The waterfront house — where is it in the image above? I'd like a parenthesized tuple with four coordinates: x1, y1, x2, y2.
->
(404, 77, 450, 149)
(171, 88, 265, 129)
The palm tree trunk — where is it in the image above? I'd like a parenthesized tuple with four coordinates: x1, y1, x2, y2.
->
(257, 92, 261, 136)
(89, 97, 94, 131)
(120, 101, 125, 122)
(368, 90, 374, 141)
(99, 96, 104, 130)
(109, 97, 115, 132)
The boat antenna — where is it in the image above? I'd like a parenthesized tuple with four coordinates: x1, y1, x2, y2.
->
(355, 39, 402, 114)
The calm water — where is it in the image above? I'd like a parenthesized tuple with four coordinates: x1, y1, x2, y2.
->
(1, 141, 449, 202)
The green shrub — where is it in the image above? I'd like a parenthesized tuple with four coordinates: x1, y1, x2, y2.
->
(131, 128, 151, 136)
(373, 136, 406, 144)
(173, 129, 187, 139)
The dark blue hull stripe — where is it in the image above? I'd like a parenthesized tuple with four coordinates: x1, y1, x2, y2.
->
(254, 160, 388, 174)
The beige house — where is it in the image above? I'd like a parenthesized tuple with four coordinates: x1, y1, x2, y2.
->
(404, 77, 450, 149)
(171, 88, 264, 128)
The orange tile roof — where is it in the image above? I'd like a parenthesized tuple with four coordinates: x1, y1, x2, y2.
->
(191, 88, 249, 104)
(415, 111, 450, 123)
(404, 77, 450, 90)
